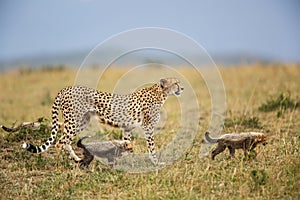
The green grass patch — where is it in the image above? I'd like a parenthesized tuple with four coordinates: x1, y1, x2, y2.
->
(224, 115, 263, 130)
(258, 93, 299, 117)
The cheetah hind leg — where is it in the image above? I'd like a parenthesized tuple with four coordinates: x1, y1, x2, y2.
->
(55, 132, 81, 162)
(64, 117, 90, 162)
(55, 139, 81, 162)
(64, 143, 81, 161)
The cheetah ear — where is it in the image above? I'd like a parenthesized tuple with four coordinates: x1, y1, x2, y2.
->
(160, 78, 167, 88)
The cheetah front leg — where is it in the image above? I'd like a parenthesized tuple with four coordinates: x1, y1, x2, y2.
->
(122, 127, 134, 151)
(211, 144, 226, 160)
(142, 125, 159, 165)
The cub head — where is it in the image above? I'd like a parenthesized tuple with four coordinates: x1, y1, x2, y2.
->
(113, 140, 133, 152)
(160, 78, 184, 96)
(255, 133, 267, 146)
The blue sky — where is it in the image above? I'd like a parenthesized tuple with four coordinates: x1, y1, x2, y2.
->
(0, 0, 300, 63)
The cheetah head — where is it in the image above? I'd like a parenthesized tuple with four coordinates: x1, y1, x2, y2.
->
(160, 78, 184, 96)
(258, 134, 267, 146)
(112, 140, 133, 152)
(253, 132, 268, 146)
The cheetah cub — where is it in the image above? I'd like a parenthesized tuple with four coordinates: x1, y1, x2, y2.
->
(204, 131, 267, 160)
(76, 136, 133, 168)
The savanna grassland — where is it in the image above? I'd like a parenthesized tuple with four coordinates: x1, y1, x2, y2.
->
(0, 64, 299, 199)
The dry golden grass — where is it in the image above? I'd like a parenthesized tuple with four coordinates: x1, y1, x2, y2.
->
(0, 63, 299, 199)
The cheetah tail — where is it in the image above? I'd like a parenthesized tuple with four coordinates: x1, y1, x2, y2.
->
(22, 93, 62, 154)
(22, 121, 59, 154)
(204, 132, 219, 143)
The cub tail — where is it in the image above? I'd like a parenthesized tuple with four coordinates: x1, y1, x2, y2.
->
(77, 136, 92, 149)
(1, 125, 19, 132)
(204, 131, 219, 143)
(76, 136, 93, 168)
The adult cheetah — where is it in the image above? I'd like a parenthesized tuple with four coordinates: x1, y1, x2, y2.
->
(22, 78, 184, 165)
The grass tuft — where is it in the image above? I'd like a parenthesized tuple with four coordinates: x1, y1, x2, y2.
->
(224, 115, 263, 130)
(258, 93, 299, 117)
(249, 169, 268, 193)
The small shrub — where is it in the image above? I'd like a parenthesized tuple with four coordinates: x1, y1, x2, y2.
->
(3, 117, 50, 143)
(225, 116, 263, 129)
(247, 150, 257, 159)
(259, 93, 299, 113)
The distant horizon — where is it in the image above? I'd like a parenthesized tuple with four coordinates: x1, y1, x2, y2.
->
(0, 46, 286, 71)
